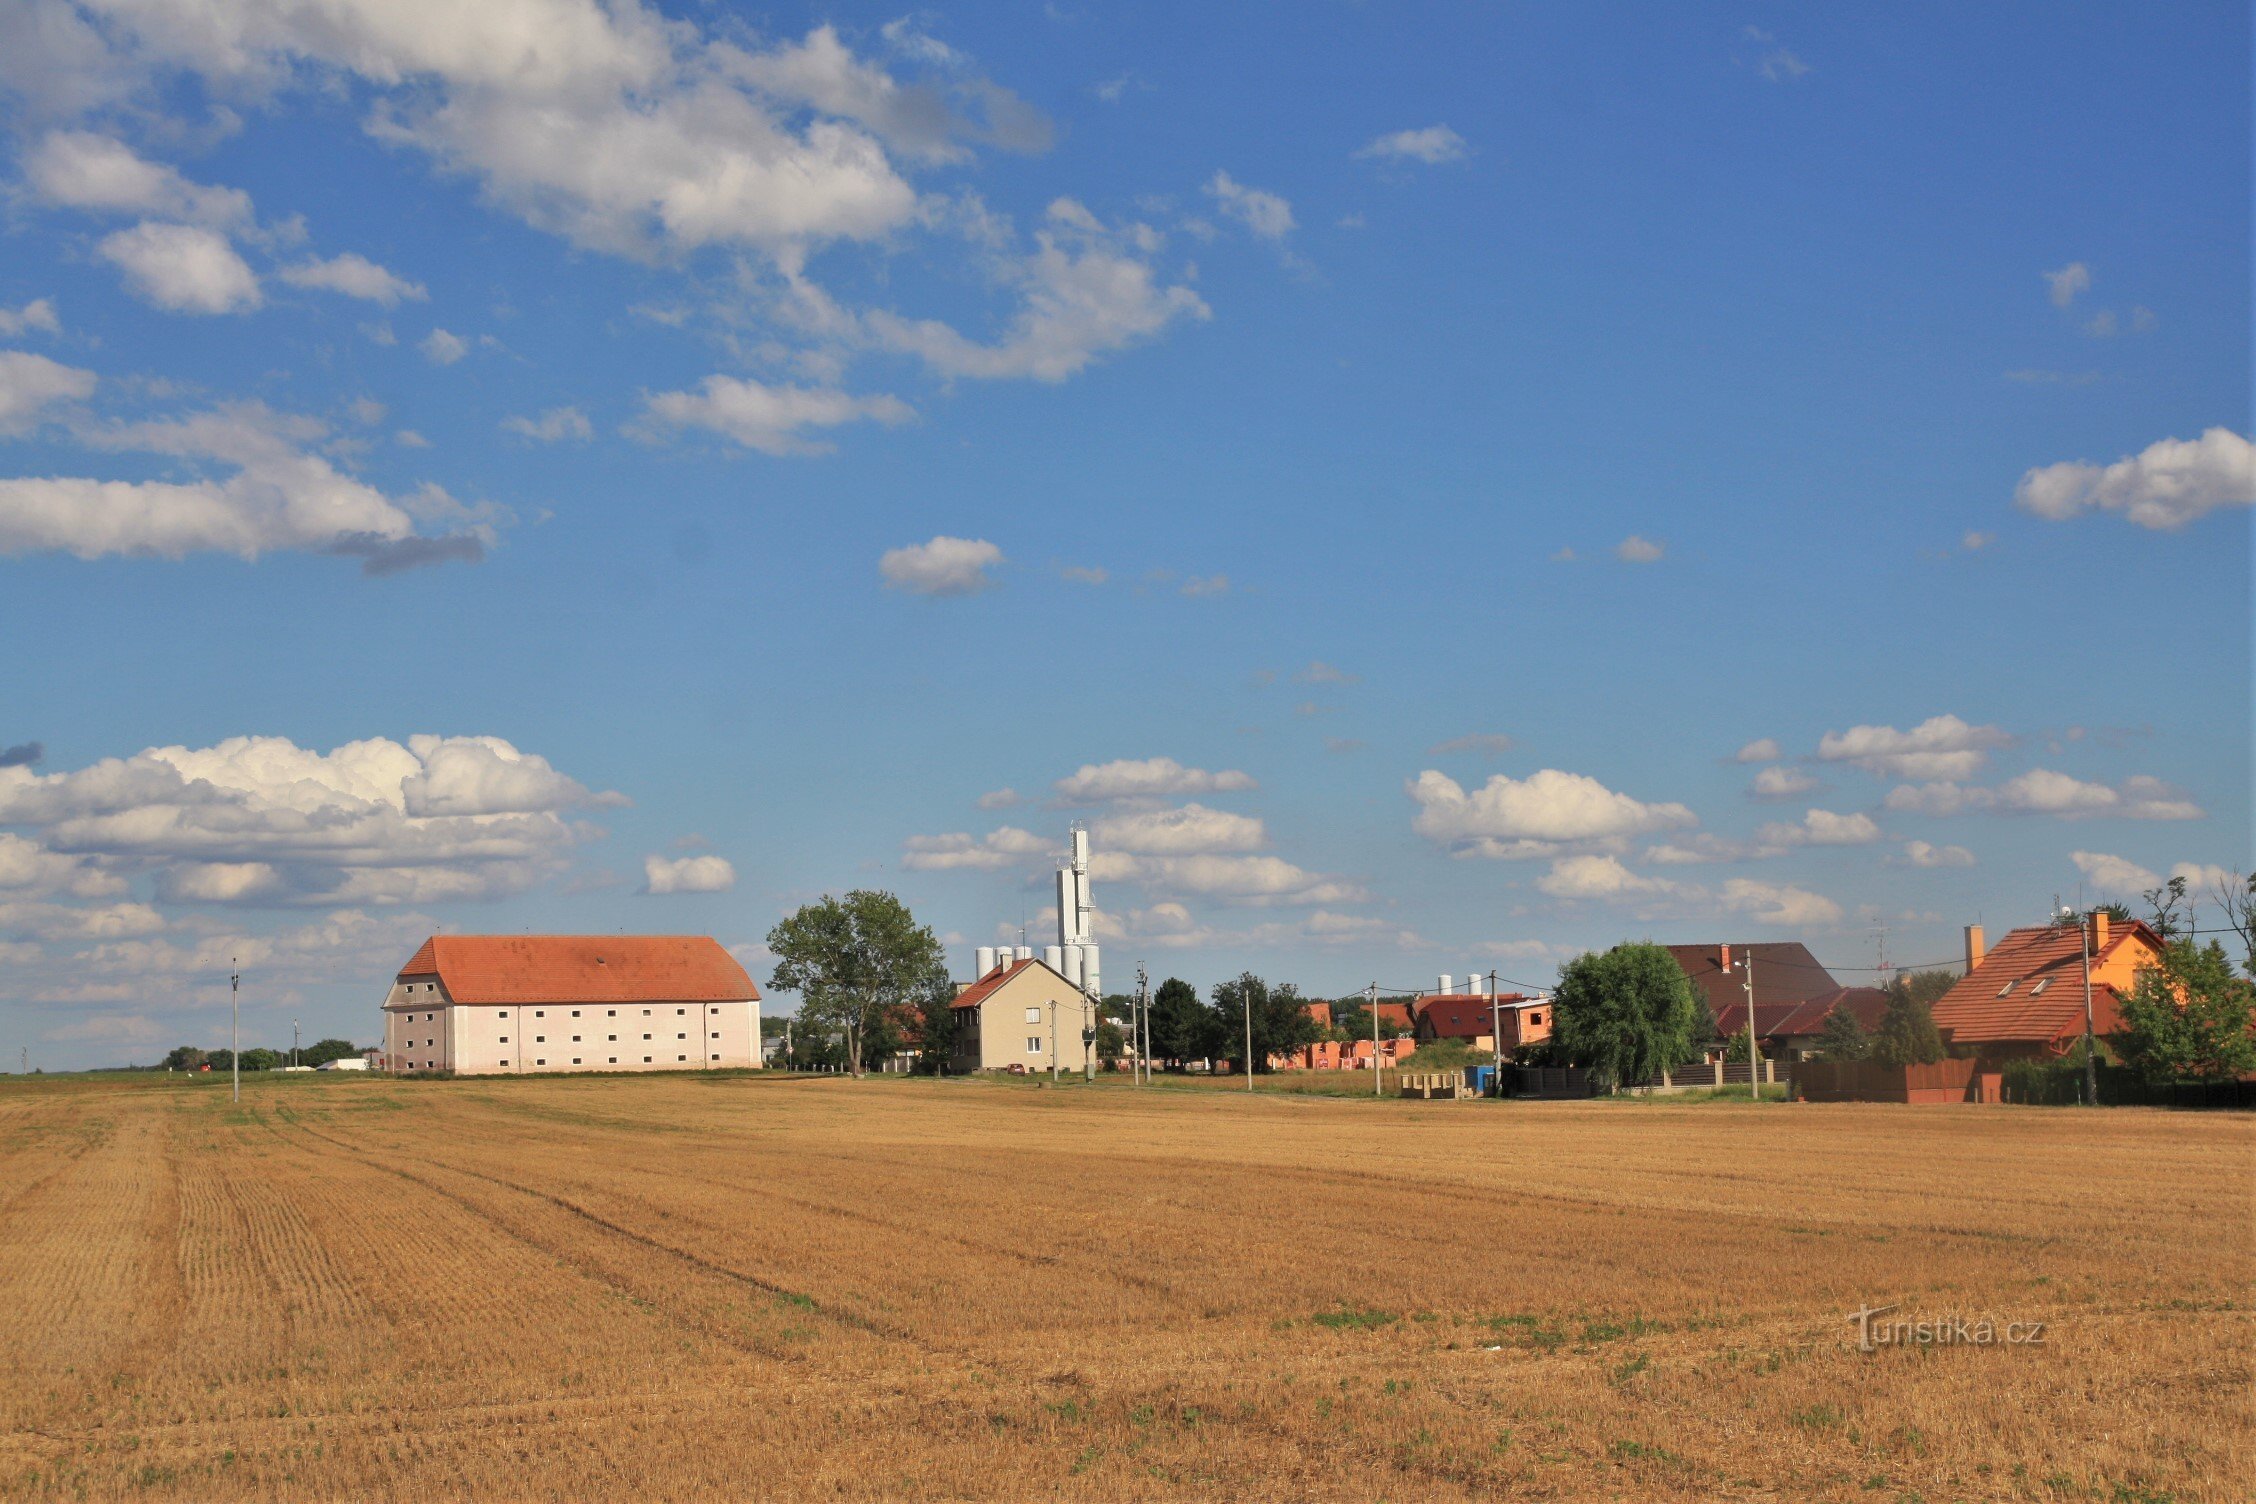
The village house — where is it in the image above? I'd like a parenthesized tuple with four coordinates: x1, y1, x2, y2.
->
(1931, 915, 2164, 1060)
(1665, 942, 1864, 1060)
(1411, 992, 1553, 1054)
(383, 935, 761, 1076)
(948, 955, 1098, 1074)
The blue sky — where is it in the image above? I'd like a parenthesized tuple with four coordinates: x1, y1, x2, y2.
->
(0, 1, 2247, 1066)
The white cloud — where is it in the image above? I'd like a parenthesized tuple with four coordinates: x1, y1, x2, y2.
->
(1719, 877, 1840, 927)
(98, 222, 260, 313)
(0, 299, 62, 337)
(419, 328, 469, 364)
(1883, 770, 2203, 822)
(901, 826, 1051, 871)
(1755, 809, 1882, 848)
(1204, 170, 1294, 238)
(1408, 768, 1697, 858)
(2014, 428, 2255, 531)
(2070, 850, 2159, 896)
(501, 406, 594, 442)
(2043, 261, 2091, 308)
(1053, 757, 1256, 804)
(643, 852, 735, 894)
(0, 733, 613, 913)
(1748, 765, 1819, 801)
(1614, 534, 1664, 563)
(1537, 854, 1666, 899)
(1179, 573, 1229, 597)
(1100, 852, 1364, 908)
(0, 350, 96, 435)
(878, 534, 1003, 596)
(1091, 803, 1265, 856)
(1899, 840, 1976, 869)
(0, 399, 495, 570)
(278, 253, 427, 305)
(865, 200, 1208, 382)
(642, 375, 911, 457)
(974, 788, 1020, 810)
(1353, 125, 1467, 164)
(1429, 733, 1514, 758)
(1059, 565, 1107, 585)
(1759, 48, 1810, 82)
(22, 131, 253, 226)
(1734, 737, 1781, 764)
(1817, 713, 2013, 781)
(1294, 661, 1359, 686)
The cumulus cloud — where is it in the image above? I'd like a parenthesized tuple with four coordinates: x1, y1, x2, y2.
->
(0, 350, 96, 435)
(901, 825, 1050, 870)
(2043, 261, 2091, 308)
(1817, 714, 2013, 781)
(1734, 738, 1782, 764)
(864, 200, 1208, 382)
(1748, 765, 1819, 801)
(1755, 809, 1882, 847)
(1884, 771, 2202, 821)
(975, 787, 1020, 810)
(1899, 840, 1976, 869)
(2069, 850, 2158, 896)
(0, 733, 614, 917)
(878, 534, 1004, 596)
(2014, 428, 2255, 531)
(98, 222, 260, 313)
(1179, 574, 1230, 598)
(1204, 170, 1294, 238)
(642, 375, 911, 457)
(1091, 803, 1265, 856)
(22, 131, 252, 226)
(1537, 854, 1667, 899)
(419, 328, 469, 364)
(642, 852, 735, 894)
(1098, 852, 1364, 908)
(1614, 535, 1665, 563)
(278, 253, 427, 305)
(1353, 125, 1468, 164)
(0, 299, 62, 338)
(0, 399, 497, 570)
(1054, 757, 1256, 804)
(1407, 768, 1697, 858)
(501, 406, 594, 442)
(1718, 877, 1840, 927)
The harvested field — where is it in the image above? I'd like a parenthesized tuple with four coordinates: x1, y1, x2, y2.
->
(0, 1071, 2245, 1502)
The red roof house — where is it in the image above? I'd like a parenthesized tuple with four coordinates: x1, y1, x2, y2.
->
(1931, 915, 2163, 1059)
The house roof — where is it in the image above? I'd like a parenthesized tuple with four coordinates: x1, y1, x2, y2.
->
(1415, 994, 1537, 1039)
(1373, 1002, 1414, 1031)
(1666, 942, 1843, 1023)
(1713, 986, 1890, 1041)
(398, 935, 758, 1005)
(1931, 921, 2158, 1045)
(950, 956, 1078, 1010)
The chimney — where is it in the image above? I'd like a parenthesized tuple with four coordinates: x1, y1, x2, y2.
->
(2088, 910, 2109, 953)
(1719, 942, 1732, 974)
(1964, 924, 1985, 973)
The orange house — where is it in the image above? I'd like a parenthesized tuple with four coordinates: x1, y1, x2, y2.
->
(1931, 913, 2164, 1060)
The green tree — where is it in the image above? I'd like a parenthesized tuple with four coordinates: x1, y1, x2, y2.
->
(767, 891, 947, 1078)
(2141, 876, 2188, 940)
(1813, 1002, 1871, 1063)
(302, 1038, 359, 1067)
(162, 1045, 208, 1072)
(1210, 972, 1321, 1074)
(1888, 969, 1958, 1012)
(2115, 939, 2256, 1085)
(1148, 977, 1214, 1068)
(1094, 1018, 1127, 1065)
(237, 1047, 281, 1071)
(1870, 984, 1945, 1067)
(1550, 943, 1706, 1091)
(908, 980, 964, 1075)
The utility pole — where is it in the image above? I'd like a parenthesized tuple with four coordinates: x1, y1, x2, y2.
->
(1741, 950, 1760, 1099)
(230, 959, 240, 1105)
(1135, 963, 1149, 1086)
(1488, 969, 1502, 1098)
(1083, 984, 1096, 1084)
(292, 1018, 300, 1070)
(1368, 982, 1380, 1097)
(1243, 982, 1254, 1093)
(2079, 907, 2096, 1108)
(1050, 997, 1059, 1083)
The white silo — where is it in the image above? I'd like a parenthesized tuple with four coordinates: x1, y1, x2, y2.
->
(976, 946, 997, 978)
(1015, 944, 1033, 962)
(1043, 944, 1064, 974)
(1061, 945, 1085, 989)
(1082, 944, 1101, 1001)
(1438, 974, 1454, 995)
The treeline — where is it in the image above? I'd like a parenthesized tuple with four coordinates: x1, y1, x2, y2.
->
(158, 1040, 365, 1072)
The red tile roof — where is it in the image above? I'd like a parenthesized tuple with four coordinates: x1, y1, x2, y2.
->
(1931, 922, 2158, 1046)
(1415, 993, 1534, 1040)
(1666, 942, 1844, 1024)
(1713, 986, 1890, 1041)
(1373, 1002, 1413, 1032)
(399, 935, 758, 1005)
(951, 956, 1070, 1010)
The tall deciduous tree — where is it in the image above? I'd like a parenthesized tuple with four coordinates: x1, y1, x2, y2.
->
(1871, 984, 1945, 1067)
(767, 891, 947, 1078)
(1210, 972, 1321, 1074)
(1550, 943, 1705, 1091)
(2115, 939, 2256, 1085)
(1814, 1002, 1871, 1063)
(1148, 977, 1212, 1067)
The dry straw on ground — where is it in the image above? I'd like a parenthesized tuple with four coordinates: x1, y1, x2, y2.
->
(0, 1071, 2245, 1501)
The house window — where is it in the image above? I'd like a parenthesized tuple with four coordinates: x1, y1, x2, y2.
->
(1025, 1006, 1043, 1024)
(1026, 1037, 1043, 1053)
(500, 1061, 508, 1068)
(2030, 978, 2052, 994)
(536, 1059, 546, 1066)
(677, 1032, 685, 1040)
(607, 1009, 616, 1017)
(536, 1010, 545, 1017)
(1997, 981, 2017, 997)
(642, 1009, 651, 1016)
(608, 1034, 617, 1042)
(536, 1035, 545, 1043)
(643, 1056, 652, 1063)
(498, 1010, 508, 1019)
(643, 1033, 651, 1040)
(677, 1008, 685, 1015)
(710, 1054, 719, 1061)
(572, 1058, 582, 1065)
(677, 1054, 686, 1062)
(608, 1057, 617, 1064)
(710, 1031, 720, 1039)
(572, 1035, 581, 1042)
(499, 1036, 509, 1044)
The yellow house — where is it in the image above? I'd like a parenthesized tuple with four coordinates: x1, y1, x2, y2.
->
(948, 957, 1098, 1074)
(1931, 913, 2164, 1059)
